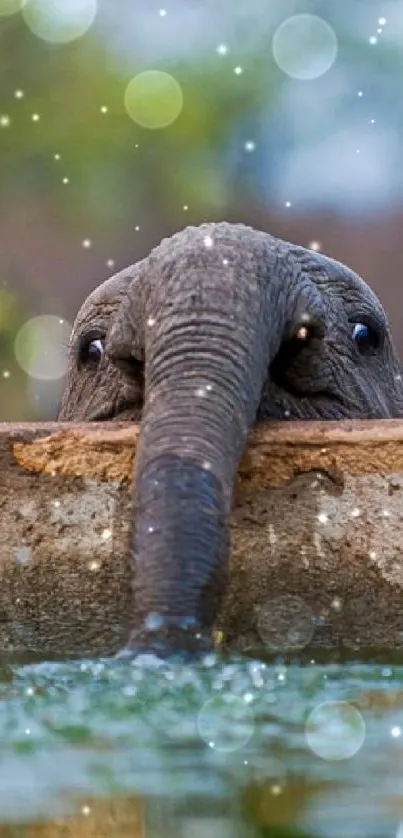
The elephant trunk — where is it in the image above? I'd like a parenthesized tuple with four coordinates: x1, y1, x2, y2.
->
(107, 232, 324, 655)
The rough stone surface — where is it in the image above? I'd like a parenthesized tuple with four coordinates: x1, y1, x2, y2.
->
(2, 419, 403, 657)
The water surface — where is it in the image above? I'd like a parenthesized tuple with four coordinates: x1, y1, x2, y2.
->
(1, 654, 403, 837)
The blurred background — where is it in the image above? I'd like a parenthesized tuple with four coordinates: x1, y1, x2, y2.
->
(0, 0, 402, 420)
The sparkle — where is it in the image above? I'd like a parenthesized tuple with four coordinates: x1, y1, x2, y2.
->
(183, 204, 189, 210)
(106, 259, 115, 268)
(102, 528, 112, 540)
(82, 239, 91, 249)
(2, 370, 10, 379)
(54, 153, 61, 160)
(370, 119, 376, 124)
(369, 550, 377, 560)
(217, 43, 228, 55)
(351, 507, 361, 518)
(25, 687, 35, 696)
(62, 177, 69, 184)
(234, 66, 243, 75)
(331, 597, 342, 611)
(100, 105, 108, 113)
(202, 461, 212, 471)
(222, 258, 229, 265)
(53, 500, 61, 508)
(277, 672, 286, 681)
(14, 90, 24, 99)
(317, 512, 329, 524)
(377, 28, 383, 33)
(147, 316, 156, 327)
(391, 726, 401, 738)
(356, 148, 360, 154)
(135, 225, 140, 231)
(148, 526, 155, 534)
(358, 90, 363, 97)
(309, 240, 321, 251)
(81, 805, 91, 816)
(244, 140, 256, 152)
(378, 17, 387, 25)
(32, 113, 40, 122)
(382, 508, 390, 518)
(204, 235, 213, 248)
(271, 784, 282, 796)
(25, 728, 31, 736)
(285, 200, 292, 207)
(89, 560, 99, 571)
(159, 8, 167, 15)
(0, 115, 10, 128)
(369, 36, 378, 44)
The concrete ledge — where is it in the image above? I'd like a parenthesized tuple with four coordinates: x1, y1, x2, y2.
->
(2, 420, 403, 658)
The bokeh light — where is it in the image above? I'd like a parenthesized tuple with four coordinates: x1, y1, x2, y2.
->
(0, 0, 25, 15)
(305, 700, 366, 760)
(124, 71, 183, 129)
(197, 694, 255, 752)
(14, 315, 71, 381)
(256, 595, 314, 651)
(272, 14, 338, 80)
(22, 0, 97, 44)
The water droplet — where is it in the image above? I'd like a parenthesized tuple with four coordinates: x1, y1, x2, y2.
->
(369, 36, 378, 44)
(0, 115, 11, 128)
(198, 694, 254, 752)
(14, 315, 71, 380)
(217, 43, 228, 55)
(23, 0, 97, 44)
(124, 70, 183, 130)
(233, 66, 243, 75)
(305, 701, 366, 760)
(272, 14, 338, 80)
(88, 560, 99, 571)
(257, 595, 314, 651)
(14, 89, 24, 99)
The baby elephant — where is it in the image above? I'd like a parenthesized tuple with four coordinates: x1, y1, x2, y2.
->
(59, 222, 403, 656)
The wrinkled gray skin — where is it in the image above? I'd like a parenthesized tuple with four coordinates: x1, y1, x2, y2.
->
(59, 222, 403, 656)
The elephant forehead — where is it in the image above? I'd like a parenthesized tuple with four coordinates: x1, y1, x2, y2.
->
(73, 264, 142, 333)
(287, 244, 385, 315)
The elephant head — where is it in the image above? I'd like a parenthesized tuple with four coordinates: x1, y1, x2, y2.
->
(58, 222, 403, 655)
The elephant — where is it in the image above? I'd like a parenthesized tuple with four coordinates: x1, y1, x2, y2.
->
(58, 221, 403, 656)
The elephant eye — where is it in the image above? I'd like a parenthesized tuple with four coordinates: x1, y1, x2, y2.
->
(78, 332, 105, 366)
(351, 321, 380, 353)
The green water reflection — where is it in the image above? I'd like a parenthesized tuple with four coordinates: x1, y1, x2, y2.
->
(0, 656, 402, 837)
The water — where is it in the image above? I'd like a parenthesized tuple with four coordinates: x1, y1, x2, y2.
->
(0, 654, 403, 836)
